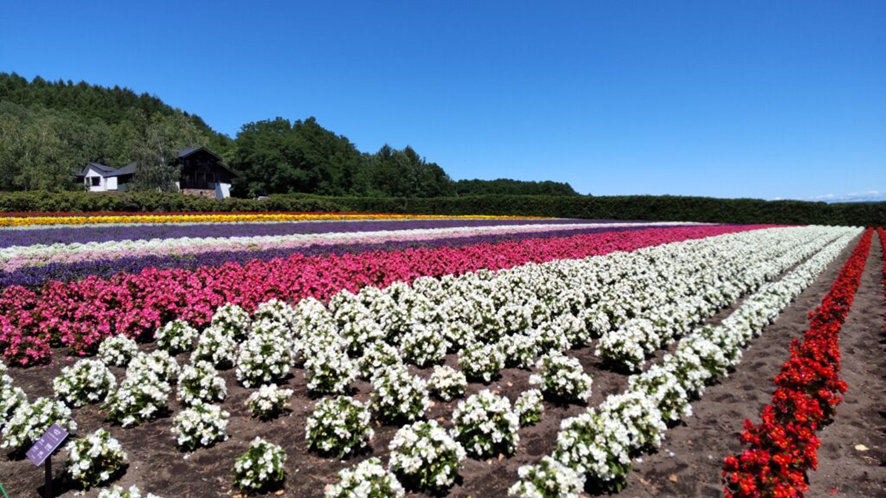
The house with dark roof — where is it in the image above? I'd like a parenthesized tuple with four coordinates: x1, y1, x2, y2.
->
(78, 146, 236, 199)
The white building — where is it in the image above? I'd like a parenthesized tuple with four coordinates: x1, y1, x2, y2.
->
(78, 147, 234, 199)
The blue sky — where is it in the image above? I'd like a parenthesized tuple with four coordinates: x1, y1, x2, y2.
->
(2, 1, 884, 200)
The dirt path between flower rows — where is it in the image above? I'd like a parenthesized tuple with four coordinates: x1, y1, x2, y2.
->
(623, 233, 863, 498)
(0, 233, 871, 498)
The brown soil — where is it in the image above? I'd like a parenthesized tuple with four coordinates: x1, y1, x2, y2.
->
(2, 234, 882, 498)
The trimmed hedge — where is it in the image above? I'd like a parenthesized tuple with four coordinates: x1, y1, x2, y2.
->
(0, 191, 883, 226)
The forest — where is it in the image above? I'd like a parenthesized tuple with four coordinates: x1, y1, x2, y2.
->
(0, 73, 577, 198)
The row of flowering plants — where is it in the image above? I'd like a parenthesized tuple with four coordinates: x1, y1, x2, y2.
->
(0, 225, 752, 365)
(507, 227, 861, 496)
(0, 211, 530, 227)
(722, 228, 873, 498)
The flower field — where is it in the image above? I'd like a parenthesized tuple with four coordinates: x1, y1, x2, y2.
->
(0, 213, 881, 498)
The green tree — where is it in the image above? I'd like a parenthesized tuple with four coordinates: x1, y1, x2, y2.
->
(128, 112, 204, 192)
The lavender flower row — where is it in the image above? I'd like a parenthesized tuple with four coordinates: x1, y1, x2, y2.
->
(0, 218, 629, 248)
(0, 224, 676, 288)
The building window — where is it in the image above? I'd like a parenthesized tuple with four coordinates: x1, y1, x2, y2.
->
(91, 177, 101, 187)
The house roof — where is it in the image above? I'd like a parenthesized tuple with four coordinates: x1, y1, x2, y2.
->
(104, 162, 138, 177)
(79, 162, 116, 176)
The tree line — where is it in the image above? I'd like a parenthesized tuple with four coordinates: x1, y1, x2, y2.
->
(0, 73, 577, 197)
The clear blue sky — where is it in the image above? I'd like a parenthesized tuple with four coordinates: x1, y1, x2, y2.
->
(2, 1, 884, 200)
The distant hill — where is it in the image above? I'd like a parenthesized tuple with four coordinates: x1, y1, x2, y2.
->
(0, 72, 577, 197)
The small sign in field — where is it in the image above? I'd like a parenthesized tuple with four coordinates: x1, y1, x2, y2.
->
(26, 424, 68, 467)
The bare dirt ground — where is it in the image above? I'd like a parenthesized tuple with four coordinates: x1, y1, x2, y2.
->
(2, 234, 882, 498)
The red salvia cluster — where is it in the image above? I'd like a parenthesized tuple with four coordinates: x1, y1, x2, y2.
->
(722, 228, 874, 498)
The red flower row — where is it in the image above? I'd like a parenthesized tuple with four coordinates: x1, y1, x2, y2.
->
(722, 228, 873, 498)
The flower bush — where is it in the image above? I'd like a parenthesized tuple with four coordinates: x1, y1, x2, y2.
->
(65, 428, 127, 489)
(324, 457, 405, 498)
(98, 335, 138, 367)
(499, 334, 538, 369)
(52, 359, 116, 407)
(232, 437, 286, 493)
(0, 383, 27, 429)
(154, 320, 198, 354)
(246, 384, 293, 420)
(514, 389, 544, 426)
(97, 485, 162, 498)
(177, 361, 227, 405)
(210, 303, 252, 341)
(529, 353, 592, 404)
(388, 420, 466, 490)
(451, 389, 520, 458)
(235, 332, 292, 387)
(370, 365, 429, 423)
(357, 341, 402, 380)
(304, 345, 356, 395)
(172, 401, 229, 451)
(508, 456, 585, 498)
(191, 326, 238, 368)
(1, 397, 77, 450)
(399, 324, 448, 367)
(428, 365, 467, 401)
(104, 370, 170, 427)
(128, 350, 179, 383)
(553, 410, 632, 490)
(458, 342, 504, 383)
(306, 396, 374, 458)
(599, 391, 666, 453)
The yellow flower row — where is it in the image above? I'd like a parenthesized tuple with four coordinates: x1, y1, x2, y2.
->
(0, 212, 540, 227)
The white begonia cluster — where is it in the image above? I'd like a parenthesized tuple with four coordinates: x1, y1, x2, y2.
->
(97, 485, 162, 498)
(246, 384, 293, 420)
(154, 320, 199, 354)
(52, 359, 116, 407)
(65, 428, 127, 489)
(598, 391, 666, 453)
(177, 360, 226, 405)
(329, 290, 387, 356)
(324, 457, 405, 498)
(232, 437, 287, 492)
(508, 456, 585, 498)
(427, 365, 467, 401)
(128, 350, 179, 383)
(97, 335, 139, 367)
(191, 326, 238, 369)
(626, 363, 691, 422)
(529, 353, 593, 404)
(252, 298, 298, 329)
(499, 334, 539, 369)
(103, 367, 170, 428)
(0, 383, 27, 430)
(357, 341, 403, 380)
(388, 420, 466, 490)
(528, 321, 572, 357)
(458, 342, 504, 383)
(304, 342, 356, 395)
(235, 330, 292, 388)
(1, 397, 77, 450)
(370, 365, 429, 423)
(514, 389, 544, 426)
(553, 409, 633, 488)
(305, 395, 374, 458)
(399, 323, 448, 367)
(451, 389, 520, 458)
(171, 401, 229, 451)
(210, 303, 252, 341)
